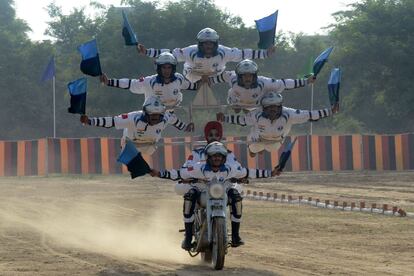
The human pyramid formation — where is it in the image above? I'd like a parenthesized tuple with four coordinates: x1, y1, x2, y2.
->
(76, 24, 340, 250)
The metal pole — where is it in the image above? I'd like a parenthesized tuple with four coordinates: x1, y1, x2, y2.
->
(306, 83, 315, 170)
(310, 83, 314, 135)
(53, 76, 56, 138)
(189, 103, 193, 150)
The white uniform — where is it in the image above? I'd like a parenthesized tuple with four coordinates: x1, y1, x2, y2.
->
(162, 161, 272, 195)
(89, 110, 188, 155)
(145, 45, 270, 83)
(224, 107, 333, 153)
(175, 147, 241, 195)
(210, 71, 308, 109)
(107, 73, 197, 108)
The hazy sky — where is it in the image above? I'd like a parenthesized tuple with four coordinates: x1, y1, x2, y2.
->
(15, 0, 359, 40)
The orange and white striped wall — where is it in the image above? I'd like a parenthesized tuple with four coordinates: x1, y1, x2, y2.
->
(0, 134, 413, 176)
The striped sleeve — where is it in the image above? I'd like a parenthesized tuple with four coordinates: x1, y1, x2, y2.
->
(247, 169, 272, 179)
(167, 113, 187, 130)
(282, 78, 307, 90)
(209, 71, 231, 85)
(224, 114, 247, 126)
(145, 48, 172, 58)
(88, 116, 114, 128)
(107, 78, 131, 89)
(308, 108, 332, 122)
(159, 169, 180, 180)
(181, 77, 198, 91)
(241, 49, 268, 60)
(288, 107, 332, 124)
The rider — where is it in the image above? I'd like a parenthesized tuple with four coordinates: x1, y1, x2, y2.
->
(175, 121, 242, 195)
(100, 52, 197, 109)
(217, 92, 340, 157)
(136, 28, 275, 83)
(209, 59, 316, 112)
(151, 141, 281, 250)
(80, 96, 194, 154)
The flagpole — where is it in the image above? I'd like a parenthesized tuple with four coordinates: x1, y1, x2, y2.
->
(306, 83, 314, 171)
(53, 76, 56, 138)
(310, 83, 314, 135)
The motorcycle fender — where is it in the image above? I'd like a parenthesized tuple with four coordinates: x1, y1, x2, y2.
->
(210, 199, 226, 218)
(211, 209, 226, 218)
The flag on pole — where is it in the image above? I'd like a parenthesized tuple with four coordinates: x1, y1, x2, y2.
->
(78, 39, 102, 77)
(276, 137, 298, 172)
(117, 140, 151, 179)
(328, 68, 341, 105)
(122, 10, 138, 46)
(255, 11, 278, 49)
(312, 46, 334, 76)
(67, 77, 87, 114)
(41, 56, 55, 82)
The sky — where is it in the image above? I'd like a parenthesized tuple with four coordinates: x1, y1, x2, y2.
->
(15, 0, 359, 41)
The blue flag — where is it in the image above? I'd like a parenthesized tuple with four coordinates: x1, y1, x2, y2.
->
(276, 137, 298, 171)
(328, 68, 341, 105)
(78, 39, 102, 77)
(255, 11, 278, 49)
(67, 78, 87, 114)
(118, 140, 151, 179)
(41, 56, 55, 82)
(313, 46, 334, 76)
(122, 10, 138, 46)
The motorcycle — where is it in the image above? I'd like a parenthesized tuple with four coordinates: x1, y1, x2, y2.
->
(181, 177, 231, 270)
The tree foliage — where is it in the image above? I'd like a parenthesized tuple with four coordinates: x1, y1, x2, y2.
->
(0, 0, 412, 139)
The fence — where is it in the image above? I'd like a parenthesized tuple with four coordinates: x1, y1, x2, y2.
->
(0, 134, 413, 176)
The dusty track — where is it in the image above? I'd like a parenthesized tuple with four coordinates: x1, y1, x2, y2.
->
(0, 172, 413, 275)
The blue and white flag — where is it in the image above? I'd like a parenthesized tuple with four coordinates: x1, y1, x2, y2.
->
(122, 10, 138, 46)
(255, 11, 278, 49)
(118, 140, 151, 179)
(78, 39, 102, 77)
(328, 68, 341, 105)
(67, 77, 87, 114)
(41, 56, 55, 82)
(313, 46, 334, 76)
(276, 137, 297, 171)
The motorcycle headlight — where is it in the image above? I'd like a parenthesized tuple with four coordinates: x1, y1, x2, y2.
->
(209, 183, 225, 199)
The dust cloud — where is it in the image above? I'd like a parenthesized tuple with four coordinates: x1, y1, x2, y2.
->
(0, 198, 190, 263)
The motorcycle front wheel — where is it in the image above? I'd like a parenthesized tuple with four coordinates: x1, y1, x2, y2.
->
(211, 217, 226, 270)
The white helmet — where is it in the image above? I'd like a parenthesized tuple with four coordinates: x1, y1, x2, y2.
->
(197, 28, 219, 42)
(236, 59, 258, 75)
(205, 141, 228, 157)
(142, 96, 166, 115)
(155, 52, 177, 66)
(261, 92, 283, 107)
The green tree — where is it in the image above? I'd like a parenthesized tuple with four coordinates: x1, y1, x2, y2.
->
(329, 0, 414, 133)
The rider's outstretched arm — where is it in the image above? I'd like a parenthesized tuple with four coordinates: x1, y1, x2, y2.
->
(179, 75, 198, 91)
(216, 110, 256, 127)
(81, 115, 115, 128)
(137, 44, 188, 62)
(208, 71, 232, 86)
(80, 112, 139, 130)
(287, 104, 339, 125)
(151, 164, 203, 181)
(224, 46, 275, 62)
(100, 73, 147, 95)
(264, 75, 315, 92)
(229, 165, 280, 179)
(165, 112, 194, 132)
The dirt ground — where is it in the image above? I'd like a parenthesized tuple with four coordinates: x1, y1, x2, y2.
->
(0, 172, 413, 275)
